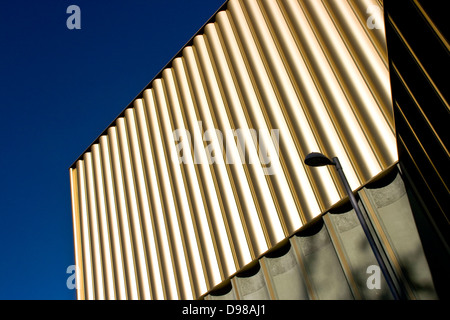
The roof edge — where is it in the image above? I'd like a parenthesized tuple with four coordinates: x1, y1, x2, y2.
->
(69, 0, 229, 169)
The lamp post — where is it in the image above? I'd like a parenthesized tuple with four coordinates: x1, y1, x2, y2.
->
(304, 152, 401, 300)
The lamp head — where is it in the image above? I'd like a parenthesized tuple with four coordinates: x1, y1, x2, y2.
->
(304, 152, 335, 167)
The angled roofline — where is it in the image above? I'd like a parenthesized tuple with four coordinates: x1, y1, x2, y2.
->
(70, 0, 229, 169)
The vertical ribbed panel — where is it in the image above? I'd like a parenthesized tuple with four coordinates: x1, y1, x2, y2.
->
(91, 145, 115, 299)
(70, 0, 397, 299)
(69, 168, 85, 300)
(75, 160, 95, 299)
(108, 126, 139, 299)
(98, 135, 128, 299)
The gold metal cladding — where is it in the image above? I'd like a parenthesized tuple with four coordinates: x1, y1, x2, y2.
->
(98, 135, 128, 299)
(157, 70, 218, 297)
(193, 32, 286, 251)
(76, 160, 95, 300)
(224, 1, 319, 227)
(70, 0, 397, 299)
(69, 168, 85, 300)
(117, 117, 154, 300)
(169, 58, 252, 268)
(164, 54, 225, 288)
(107, 126, 139, 299)
(213, 6, 312, 234)
(142, 88, 188, 299)
(175, 48, 243, 279)
(133, 98, 180, 299)
(124, 109, 165, 300)
(83, 150, 106, 300)
(280, 0, 379, 182)
(347, 0, 388, 65)
(91, 144, 115, 299)
(91, 145, 116, 299)
(183, 40, 269, 259)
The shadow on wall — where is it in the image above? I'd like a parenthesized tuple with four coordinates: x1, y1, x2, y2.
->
(398, 163, 450, 300)
(205, 165, 445, 300)
(363, 165, 445, 300)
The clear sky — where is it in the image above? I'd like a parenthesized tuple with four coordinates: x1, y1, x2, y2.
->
(0, 0, 225, 300)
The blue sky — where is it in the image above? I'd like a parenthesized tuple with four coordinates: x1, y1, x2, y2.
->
(0, 0, 225, 300)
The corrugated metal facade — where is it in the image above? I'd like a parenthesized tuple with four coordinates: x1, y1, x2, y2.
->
(69, 0, 397, 299)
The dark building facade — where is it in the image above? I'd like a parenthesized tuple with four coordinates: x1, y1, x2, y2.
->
(384, 0, 450, 299)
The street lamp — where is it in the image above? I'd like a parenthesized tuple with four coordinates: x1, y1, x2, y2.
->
(304, 152, 401, 300)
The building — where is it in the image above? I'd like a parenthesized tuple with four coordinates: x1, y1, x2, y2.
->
(69, 0, 449, 300)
